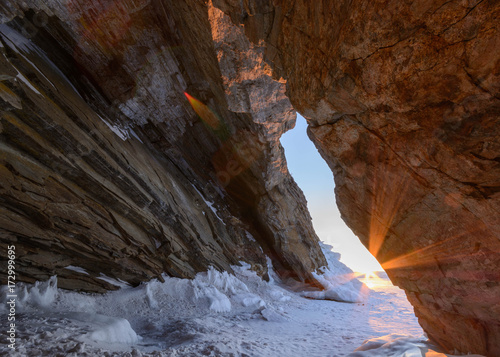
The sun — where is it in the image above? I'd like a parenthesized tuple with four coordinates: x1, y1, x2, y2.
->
(360, 271, 381, 289)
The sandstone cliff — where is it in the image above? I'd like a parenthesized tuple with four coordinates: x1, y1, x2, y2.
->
(214, 0, 500, 355)
(0, 0, 325, 294)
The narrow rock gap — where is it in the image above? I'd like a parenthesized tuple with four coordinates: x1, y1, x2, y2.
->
(280, 114, 382, 275)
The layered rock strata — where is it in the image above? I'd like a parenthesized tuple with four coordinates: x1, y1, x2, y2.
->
(0, 0, 325, 293)
(214, 0, 500, 355)
(1, 0, 499, 355)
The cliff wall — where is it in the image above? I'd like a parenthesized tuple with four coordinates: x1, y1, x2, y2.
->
(0, 0, 325, 292)
(1, 0, 499, 355)
(214, 0, 500, 355)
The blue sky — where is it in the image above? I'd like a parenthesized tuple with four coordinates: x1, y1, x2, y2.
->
(280, 114, 382, 273)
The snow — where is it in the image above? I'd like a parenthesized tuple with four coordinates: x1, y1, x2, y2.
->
(245, 230, 257, 242)
(0, 246, 486, 356)
(0, 24, 142, 144)
(302, 242, 367, 303)
(15, 72, 42, 95)
(96, 273, 132, 289)
(0, 24, 82, 98)
(348, 334, 485, 357)
(64, 265, 90, 275)
(129, 128, 144, 143)
(97, 114, 131, 141)
(0, 24, 36, 55)
(191, 183, 225, 223)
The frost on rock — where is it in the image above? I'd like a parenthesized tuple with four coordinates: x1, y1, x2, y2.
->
(302, 242, 367, 303)
(64, 265, 90, 275)
(96, 273, 131, 289)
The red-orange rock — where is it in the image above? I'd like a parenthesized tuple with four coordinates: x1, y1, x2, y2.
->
(214, 0, 500, 355)
(1, 0, 499, 354)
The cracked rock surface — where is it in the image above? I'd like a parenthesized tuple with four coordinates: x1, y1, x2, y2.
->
(0, 0, 326, 294)
(1, 0, 499, 355)
(215, 0, 500, 355)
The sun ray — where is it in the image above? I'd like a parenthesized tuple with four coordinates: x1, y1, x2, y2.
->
(381, 227, 485, 271)
(367, 156, 412, 260)
(184, 92, 221, 129)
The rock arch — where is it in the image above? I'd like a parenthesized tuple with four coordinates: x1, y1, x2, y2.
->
(0, 0, 498, 355)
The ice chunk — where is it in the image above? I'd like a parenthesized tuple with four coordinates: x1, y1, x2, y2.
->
(196, 266, 249, 296)
(145, 284, 158, 309)
(16, 276, 58, 308)
(348, 334, 485, 357)
(75, 313, 140, 344)
(269, 289, 291, 302)
(233, 293, 265, 307)
(260, 307, 286, 322)
(192, 284, 231, 312)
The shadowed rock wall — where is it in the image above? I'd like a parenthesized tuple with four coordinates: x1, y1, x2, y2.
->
(213, 0, 500, 355)
(0, 0, 326, 292)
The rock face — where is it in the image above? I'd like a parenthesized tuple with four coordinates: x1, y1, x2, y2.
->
(1, 0, 499, 355)
(0, 0, 326, 293)
(214, 0, 500, 355)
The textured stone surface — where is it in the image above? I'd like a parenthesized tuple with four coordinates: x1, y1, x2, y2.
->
(214, 0, 500, 355)
(1, 0, 499, 355)
(0, 0, 325, 293)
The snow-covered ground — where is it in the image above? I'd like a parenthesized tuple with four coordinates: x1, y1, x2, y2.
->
(1, 244, 484, 357)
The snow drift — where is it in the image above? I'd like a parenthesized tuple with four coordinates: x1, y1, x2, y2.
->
(0, 245, 481, 356)
(301, 243, 368, 303)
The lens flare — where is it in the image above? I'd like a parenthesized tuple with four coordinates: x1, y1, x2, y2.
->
(67, 0, 134, 53)
(183, 93, 264, 188)
(367, 166, 411, 260)
(357, 270, 389, 290)
(422, 351, 448, 357)
(184, 92, 220, 129)
(381, 227, 485, 271)
(211, 130, 265, 191)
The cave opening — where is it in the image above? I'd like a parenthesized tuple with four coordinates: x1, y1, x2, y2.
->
(280, 114, 383, 276)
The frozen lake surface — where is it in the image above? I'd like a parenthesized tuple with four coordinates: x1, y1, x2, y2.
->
(0, 246, 483, 357)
